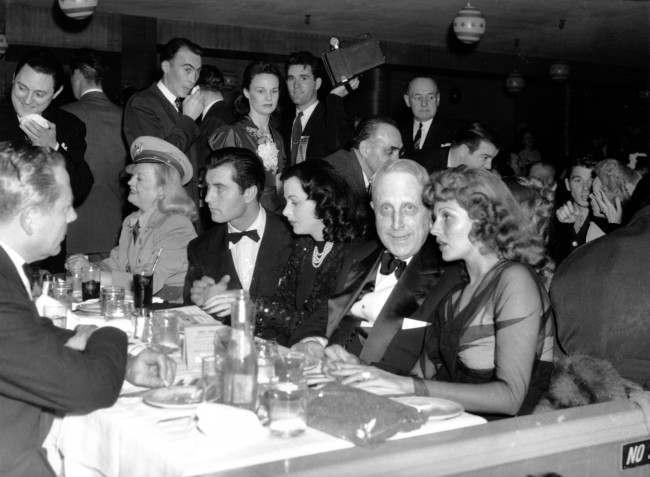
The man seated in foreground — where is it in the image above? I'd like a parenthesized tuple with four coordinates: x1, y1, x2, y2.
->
(185, 147, 293, 317)
(327, 159, 463, 374)
(0, 144, 174, 477)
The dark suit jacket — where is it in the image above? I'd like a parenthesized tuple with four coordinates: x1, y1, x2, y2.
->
(323, 148, 366, 199)
(62, 91, 127, 254)
(183, 209, 293, 304)
(400, 116, 455, 159)
(414, 145, 450, 174)
(551, 205, 650, 388)
(0, 246, 127, 477)
(123, 83, 199, 151)
(0, 98, 92, 207)
(285, 95, 354, 164)
(329, 236, 459, 375)
(193, 100, 234, 168)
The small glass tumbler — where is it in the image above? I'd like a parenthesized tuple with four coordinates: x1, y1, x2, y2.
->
(101, 286, 127, 319)
(269, 352, 307, 437)
(82, 264, 101, 301)
(201, 354, 225, 403)
(151, 310, 180, 354)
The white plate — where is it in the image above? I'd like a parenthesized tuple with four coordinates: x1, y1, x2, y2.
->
(391, 396, 464, 420)
(142, 386, 203, 410)
(76, 298, 101, 315)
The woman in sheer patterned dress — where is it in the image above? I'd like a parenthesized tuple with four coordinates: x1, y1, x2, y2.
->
(329, 166, 555, 418)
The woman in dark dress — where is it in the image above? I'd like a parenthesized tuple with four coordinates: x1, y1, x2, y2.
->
(255, 161, 369, 355)
(331, 167, 555, 418)
(209, 61, 286, 211)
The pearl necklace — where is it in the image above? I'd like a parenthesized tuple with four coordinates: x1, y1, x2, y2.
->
(312, 241, 334, 268)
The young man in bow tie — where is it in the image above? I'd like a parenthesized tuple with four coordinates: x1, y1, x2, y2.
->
(184, 147, 293, 317)
(327, 159, 463, 374)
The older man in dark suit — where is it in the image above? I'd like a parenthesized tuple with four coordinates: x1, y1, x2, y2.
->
(184, 147, 293, 317)
(0, 144, 174, 477)
(0, 49, 93, 272)
(327, 159, 462, 374)
(285, 51, 357, 164)
(62, 49, 127, 257)
(324, 117, 403, 199)
(123, 38, 204, 152)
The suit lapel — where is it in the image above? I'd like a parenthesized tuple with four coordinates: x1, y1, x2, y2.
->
(207, 225, 241, 290)
(0, 246, 33, 304)
(249, 213, 280, 296)
(359, 240, 441, 364)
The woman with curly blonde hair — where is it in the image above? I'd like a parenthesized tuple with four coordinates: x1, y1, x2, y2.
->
(332, 166, 554, 418)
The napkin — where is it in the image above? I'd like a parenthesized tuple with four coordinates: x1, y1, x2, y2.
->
(195, 403, 266, 444)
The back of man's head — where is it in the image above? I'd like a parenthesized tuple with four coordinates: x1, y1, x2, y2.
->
(197, 64, 225, 93)
(70, 48, 105, 86)
(351, 116, 399, 150)
(160, 37, 202, 63)
(15, 49, 64, 92)
(206, 147, 265, 200)
(286, 51, 323, 79)
(0, 143, 63, 223)
(452, 121, 499, 153)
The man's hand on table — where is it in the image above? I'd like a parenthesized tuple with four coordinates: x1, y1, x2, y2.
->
(323, 344, 360, 365)
(126, 348, 177, 388)
(191, 275, 233, 317)
(64, 325, 98, 351)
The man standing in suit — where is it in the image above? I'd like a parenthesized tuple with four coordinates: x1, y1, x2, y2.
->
(184, 147, 293, 316)
(123, 37, 204, 152)
(324, 117, 403, 198)
(327, 160, 462, 374)
(0, 49, 93, 272)
(0, 144, 174, 477)
(400, 76, 455, 158)
(62, 49, 126, 258)
(285, 51, 357, 164)
(415, 121, 499, 174)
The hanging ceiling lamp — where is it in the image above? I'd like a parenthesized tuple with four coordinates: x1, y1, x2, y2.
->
(58, 0, 98, 20)
(453, 2, 486, 44)
(506, 71, 525, 95)
(550, 63, 570, 82)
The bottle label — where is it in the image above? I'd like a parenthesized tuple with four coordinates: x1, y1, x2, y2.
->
(229, 373, 255, 405)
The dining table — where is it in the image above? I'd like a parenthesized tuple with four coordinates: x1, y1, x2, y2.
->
(47, 305, 487, 477)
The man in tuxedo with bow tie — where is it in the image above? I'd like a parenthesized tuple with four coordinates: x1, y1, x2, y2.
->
(184, 147, 293, 317)
(123, 38, 204, 153)
(327, 159, 463, 374)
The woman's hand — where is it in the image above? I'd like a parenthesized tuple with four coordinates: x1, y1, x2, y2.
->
(590, 189, 622, 224)
(65, 253, 91, 272)
(328, 363, 414, 395)
(323, 344, 359, 365)
(556, 201, 580, 223)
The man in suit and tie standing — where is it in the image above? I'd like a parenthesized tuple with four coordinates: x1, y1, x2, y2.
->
(285, 51, 357, 164)
(324, 117, 403, 199)
(0, 144, 175, 477)
(62, 49, 127, 258)
(327, 159, 462, 374)
(184, 147, 293, 316)
(400, 76, 455, 159)
(123, 38, 204, 152)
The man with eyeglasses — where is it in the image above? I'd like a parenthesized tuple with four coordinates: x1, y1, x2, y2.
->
(324, 116, 403, 199)
(400, 76, 455, 158)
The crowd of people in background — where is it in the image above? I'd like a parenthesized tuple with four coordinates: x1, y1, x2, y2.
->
(0, 36, 648, 477)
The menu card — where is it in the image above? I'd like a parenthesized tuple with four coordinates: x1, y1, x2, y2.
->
(172, 305, 223, 369)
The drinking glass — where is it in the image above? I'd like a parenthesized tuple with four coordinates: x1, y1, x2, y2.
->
(201, 354, 225, 403)
(82, 264, 101, 301)
(101, 286, 127, 319)
(268, 352, 307, 437)
(133, 267, 153, 312)
(151, 310, 180, 354)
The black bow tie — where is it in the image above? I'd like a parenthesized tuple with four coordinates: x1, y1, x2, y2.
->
(379, 251, 406, 278)
(227, 229, 260, 244)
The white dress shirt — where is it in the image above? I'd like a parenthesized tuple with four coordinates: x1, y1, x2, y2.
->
(413, 118, 433, 149)
(351, 256, 413, 327)
(297, 100, 319, 130)
(227, 208, 267, 292)
(157, 80, 179, 110)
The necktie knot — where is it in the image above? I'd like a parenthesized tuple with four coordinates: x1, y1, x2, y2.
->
(175, 97, 184, 115)
(227, 229, 260, 244)
(379, 251, 406, 278)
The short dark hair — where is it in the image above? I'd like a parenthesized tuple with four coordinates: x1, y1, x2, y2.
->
(197, 64, 224, 93)
(0, 142, 65, 221)
(286, 51, 323, 80)
(350, 116, 399, 150)
(160, 38, 202, 63)
(70, 48, 105, 85)
(242, 61, 282, 90)
(15, 49, 64, 91)
(281, 161, 368, 242)
(452, 121, 499, 153)
(206, 147, 265, 200)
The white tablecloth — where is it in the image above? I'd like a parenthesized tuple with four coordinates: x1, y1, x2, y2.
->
(53, 394, 485, 477)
